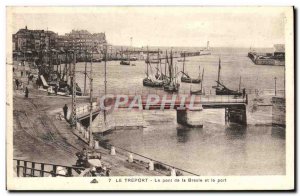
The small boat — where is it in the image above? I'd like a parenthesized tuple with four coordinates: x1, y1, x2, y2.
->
(143, 48, 166, 88)
(163, 82, 180, 92)
(190, 67, 204, 95)
(181, 74, 201, 83)
(180, 52, 201, 83)
(120, 60, 130, 65)
(120, 46, 131, 65)
(163, 50, 180, 93)
(213, 58, 242, 96)
(143, 77, 164, 87)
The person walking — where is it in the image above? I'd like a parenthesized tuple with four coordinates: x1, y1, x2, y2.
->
(15, 79, 19, 90)
(55, 84, 58, 95)
(25, 87, 29, 98)
(63, 104, 68, 120)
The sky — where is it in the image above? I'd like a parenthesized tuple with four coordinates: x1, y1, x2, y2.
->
(8, 7, 288, 48)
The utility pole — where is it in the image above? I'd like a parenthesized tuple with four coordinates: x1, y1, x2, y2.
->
(104, 45, 107, 122)
(84, 49, 87, 96)
(70, 51, 77, 127)
(89, 50, 94, 147)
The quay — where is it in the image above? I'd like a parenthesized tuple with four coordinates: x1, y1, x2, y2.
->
(12, 61, 202, 176)
(247, 44, 285, 66)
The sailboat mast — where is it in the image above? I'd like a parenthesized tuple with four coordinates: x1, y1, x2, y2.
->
(183, 52, 185, 73)
(158, 49, 162, 76)
(239, 76, 241, 92)
(217, 57, 221, 84)
(201, 67, 204, 91)
(128, 50, 130, 63)
(146, 46, 149, 77)
(165, 50, 167, 76)
(169, 50, 173, 82)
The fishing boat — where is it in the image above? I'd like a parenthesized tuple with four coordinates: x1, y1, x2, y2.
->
(163, 50, 180, 92)
(120, 60, 130, 65)
(213, 58, 242, 96)
(190, 67, 204, 95)
(120, 47, 130, 65)
(143, 48, 164, 88)
(180, 52, 201, 83)
(143, 78, 164, 87)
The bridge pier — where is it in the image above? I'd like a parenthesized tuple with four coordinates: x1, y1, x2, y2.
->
(225, 105, 247, 125)
(176, 109, 203, 128)
(176, 109, 188, 126)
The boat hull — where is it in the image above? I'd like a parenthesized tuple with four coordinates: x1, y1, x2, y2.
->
(120, 61, 130, 65)
(190, 90, 203, 95)
(181, 76, 201, 84)
(216, 88, 242, 96)
(143, 78, 164, 87)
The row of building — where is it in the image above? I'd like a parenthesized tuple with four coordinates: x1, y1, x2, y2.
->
(13, 26, 107, 57)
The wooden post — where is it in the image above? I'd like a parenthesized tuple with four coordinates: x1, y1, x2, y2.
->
(52, 165, 57, 177)
(67, 167, 72, 177)
(31, 162, 35, 177)
(40, 163, 44, 177)
(16, 160, 20, 177)
(23, 161, 27, 177)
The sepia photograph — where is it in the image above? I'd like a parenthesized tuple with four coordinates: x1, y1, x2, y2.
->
(6, 6, 294, 191)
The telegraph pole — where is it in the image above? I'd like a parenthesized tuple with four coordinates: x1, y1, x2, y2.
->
(104, 45, 107, 122)
(84, 49, 87, 96)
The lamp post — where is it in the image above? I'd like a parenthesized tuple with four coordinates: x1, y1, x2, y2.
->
(274, 77, 277, 96)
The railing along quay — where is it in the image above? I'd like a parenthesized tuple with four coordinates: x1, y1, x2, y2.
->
(96, 140, 200, 176)
(13, 159, 85, 177)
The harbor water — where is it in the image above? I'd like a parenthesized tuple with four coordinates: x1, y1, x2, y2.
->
(75, 47, 285, 175)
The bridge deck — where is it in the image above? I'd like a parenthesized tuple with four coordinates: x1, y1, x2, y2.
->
(76, 95, 247, 119)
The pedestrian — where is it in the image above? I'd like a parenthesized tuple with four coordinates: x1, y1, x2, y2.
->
(28, 74, 30, 84)
(55, 84, 58, 95)
(242, 88, 246, 98)
(20, 82, 24, 90)
(63, 104, 68, 120)
(25, 87, 29, 98)
(15, 79, 19, 90)
(105, 168, 110, 176)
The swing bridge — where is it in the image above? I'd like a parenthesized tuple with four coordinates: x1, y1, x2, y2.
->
(71, 93, 248, 130)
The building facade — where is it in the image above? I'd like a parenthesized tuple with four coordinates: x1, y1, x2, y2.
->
(13, 27, 107, 56)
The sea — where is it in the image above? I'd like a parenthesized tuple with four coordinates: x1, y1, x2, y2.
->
(74, 47, 285, 175)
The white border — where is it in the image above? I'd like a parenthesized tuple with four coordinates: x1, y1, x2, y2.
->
(1, 0, 298, 194)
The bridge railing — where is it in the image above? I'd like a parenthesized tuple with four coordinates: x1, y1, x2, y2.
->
(98, 88, 284, 97)
(199, 95, 247, 104)
(13, 159, 85, 177)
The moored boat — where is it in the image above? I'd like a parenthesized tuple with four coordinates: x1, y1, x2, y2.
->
(120, 60, 130, 65)
(190, 67, 204, 95)
(180, 52, 201, 84)
(213, 58, 242, 96)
